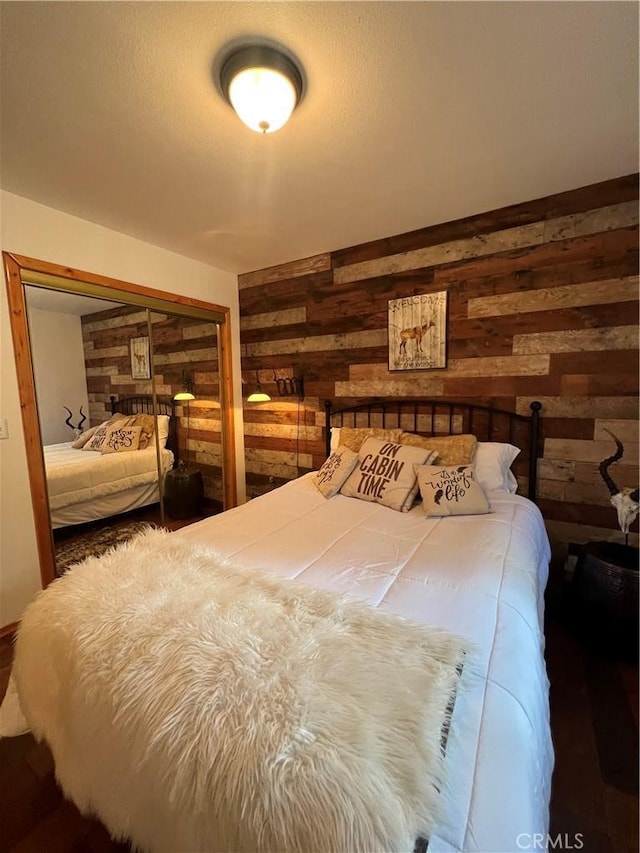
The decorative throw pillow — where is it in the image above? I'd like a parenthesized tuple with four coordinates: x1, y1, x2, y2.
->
(314, 446, 360, 499)
(115, 413, 156, 449)
(340, 437, 435, 512)
(415, 464, 490, 517)
(473, 442, 521, 493)
(337, 427, 403, 453)
(101, 424, 143, 455)
(83, 420, 113, 452)
(400, 432, 477, 465)
(71, 425, 98, 449)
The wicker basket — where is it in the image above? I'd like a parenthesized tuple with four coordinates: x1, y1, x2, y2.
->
(571, 541, 639, 658)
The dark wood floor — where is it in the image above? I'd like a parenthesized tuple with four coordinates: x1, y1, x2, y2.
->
(0, 578, 637, 853)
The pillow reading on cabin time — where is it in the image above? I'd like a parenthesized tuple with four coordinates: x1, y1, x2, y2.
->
(400, 432, 478, 465)
(314, 445, 360, 499)
(340, 437, 435, 512)
(415, 464, 491, 517)
(101, 424, 143, 455)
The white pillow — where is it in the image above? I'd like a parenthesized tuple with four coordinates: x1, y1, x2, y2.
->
(330, 427, 341, 453)
(473, 442, 520, 493)
(155, 414, 170, 449)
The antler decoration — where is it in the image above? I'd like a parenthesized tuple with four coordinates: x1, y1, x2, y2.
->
(63, 406, 87, 436)
(598, 428, 639, 536)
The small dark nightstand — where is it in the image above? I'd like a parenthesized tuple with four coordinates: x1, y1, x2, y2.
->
(570, 540, 639, 659)
(163, 465, 204, 520)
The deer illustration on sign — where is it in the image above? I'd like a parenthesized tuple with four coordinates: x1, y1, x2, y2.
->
(399, 319, 435, 355)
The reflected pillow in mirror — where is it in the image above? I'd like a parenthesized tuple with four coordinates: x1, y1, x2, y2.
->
(115, 414, 156, 449)
(72, 426, 98, 449)
(83, 421, 112, 452)
(101, 424, 143, 455)
(156, 415, 170, 449)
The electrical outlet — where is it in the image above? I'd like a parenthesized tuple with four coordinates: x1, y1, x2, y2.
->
(0, 418, 8, 440)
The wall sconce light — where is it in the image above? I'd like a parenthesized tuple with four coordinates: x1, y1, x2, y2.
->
(173, 373, 196, 468)
(247, 370, 271, 403)
(173, 372, 195, 402)
(220, 44, 303, 134)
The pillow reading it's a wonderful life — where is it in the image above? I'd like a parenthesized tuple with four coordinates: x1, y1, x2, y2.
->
(415, 464, 490, 517)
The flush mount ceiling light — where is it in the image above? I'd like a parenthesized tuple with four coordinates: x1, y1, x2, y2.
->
(220, 44, 303, 134)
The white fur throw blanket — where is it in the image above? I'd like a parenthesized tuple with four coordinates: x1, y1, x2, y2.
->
(14, 528, 467, 853)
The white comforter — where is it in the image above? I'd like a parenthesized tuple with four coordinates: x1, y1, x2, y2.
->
(178, 474, 553, 853)
(44, 442, 173, 510)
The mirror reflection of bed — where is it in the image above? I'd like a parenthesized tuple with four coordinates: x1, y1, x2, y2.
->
(24, 286, 223, 577)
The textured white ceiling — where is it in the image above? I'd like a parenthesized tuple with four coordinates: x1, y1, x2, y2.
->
(1, 2, 638, 274)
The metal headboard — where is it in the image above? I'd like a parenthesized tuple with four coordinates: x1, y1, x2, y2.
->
(324, 398, 542, 502)
(109, 394, 177, 462)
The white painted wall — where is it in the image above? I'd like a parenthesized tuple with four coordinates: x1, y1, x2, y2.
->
(0, 190, 245, 628)
(27, 307, 90, 445)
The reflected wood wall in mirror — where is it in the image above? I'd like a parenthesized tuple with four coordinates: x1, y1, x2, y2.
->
(3, 251, 237, 589)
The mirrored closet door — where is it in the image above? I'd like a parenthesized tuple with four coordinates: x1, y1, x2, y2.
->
(25, 289, 176, 577)
(4, 251, 236, 589)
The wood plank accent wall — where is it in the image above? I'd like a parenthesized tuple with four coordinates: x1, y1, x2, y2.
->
(238, 175, 639, 559)
(81, 307, 223, 502)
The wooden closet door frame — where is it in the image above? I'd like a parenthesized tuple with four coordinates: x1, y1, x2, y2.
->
(3, 251, 237, 588)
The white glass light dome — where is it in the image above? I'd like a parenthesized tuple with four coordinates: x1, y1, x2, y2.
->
(228, 66, 297, 134)
(220, 45, 303, 135)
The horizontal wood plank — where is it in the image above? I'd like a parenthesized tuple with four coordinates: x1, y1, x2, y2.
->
(239, 307, 306, 331)
(514, 325, 638, 355)
(468, 276, 638, 318)
(519, 397, 638, 418)
(238, 253, 331, 289)
(241, 329, 386, 358)
(544, 438, 639, 464)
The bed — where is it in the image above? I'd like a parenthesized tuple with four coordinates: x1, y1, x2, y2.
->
(46, 395, 176, 528)
(5, 398, 553, 853)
